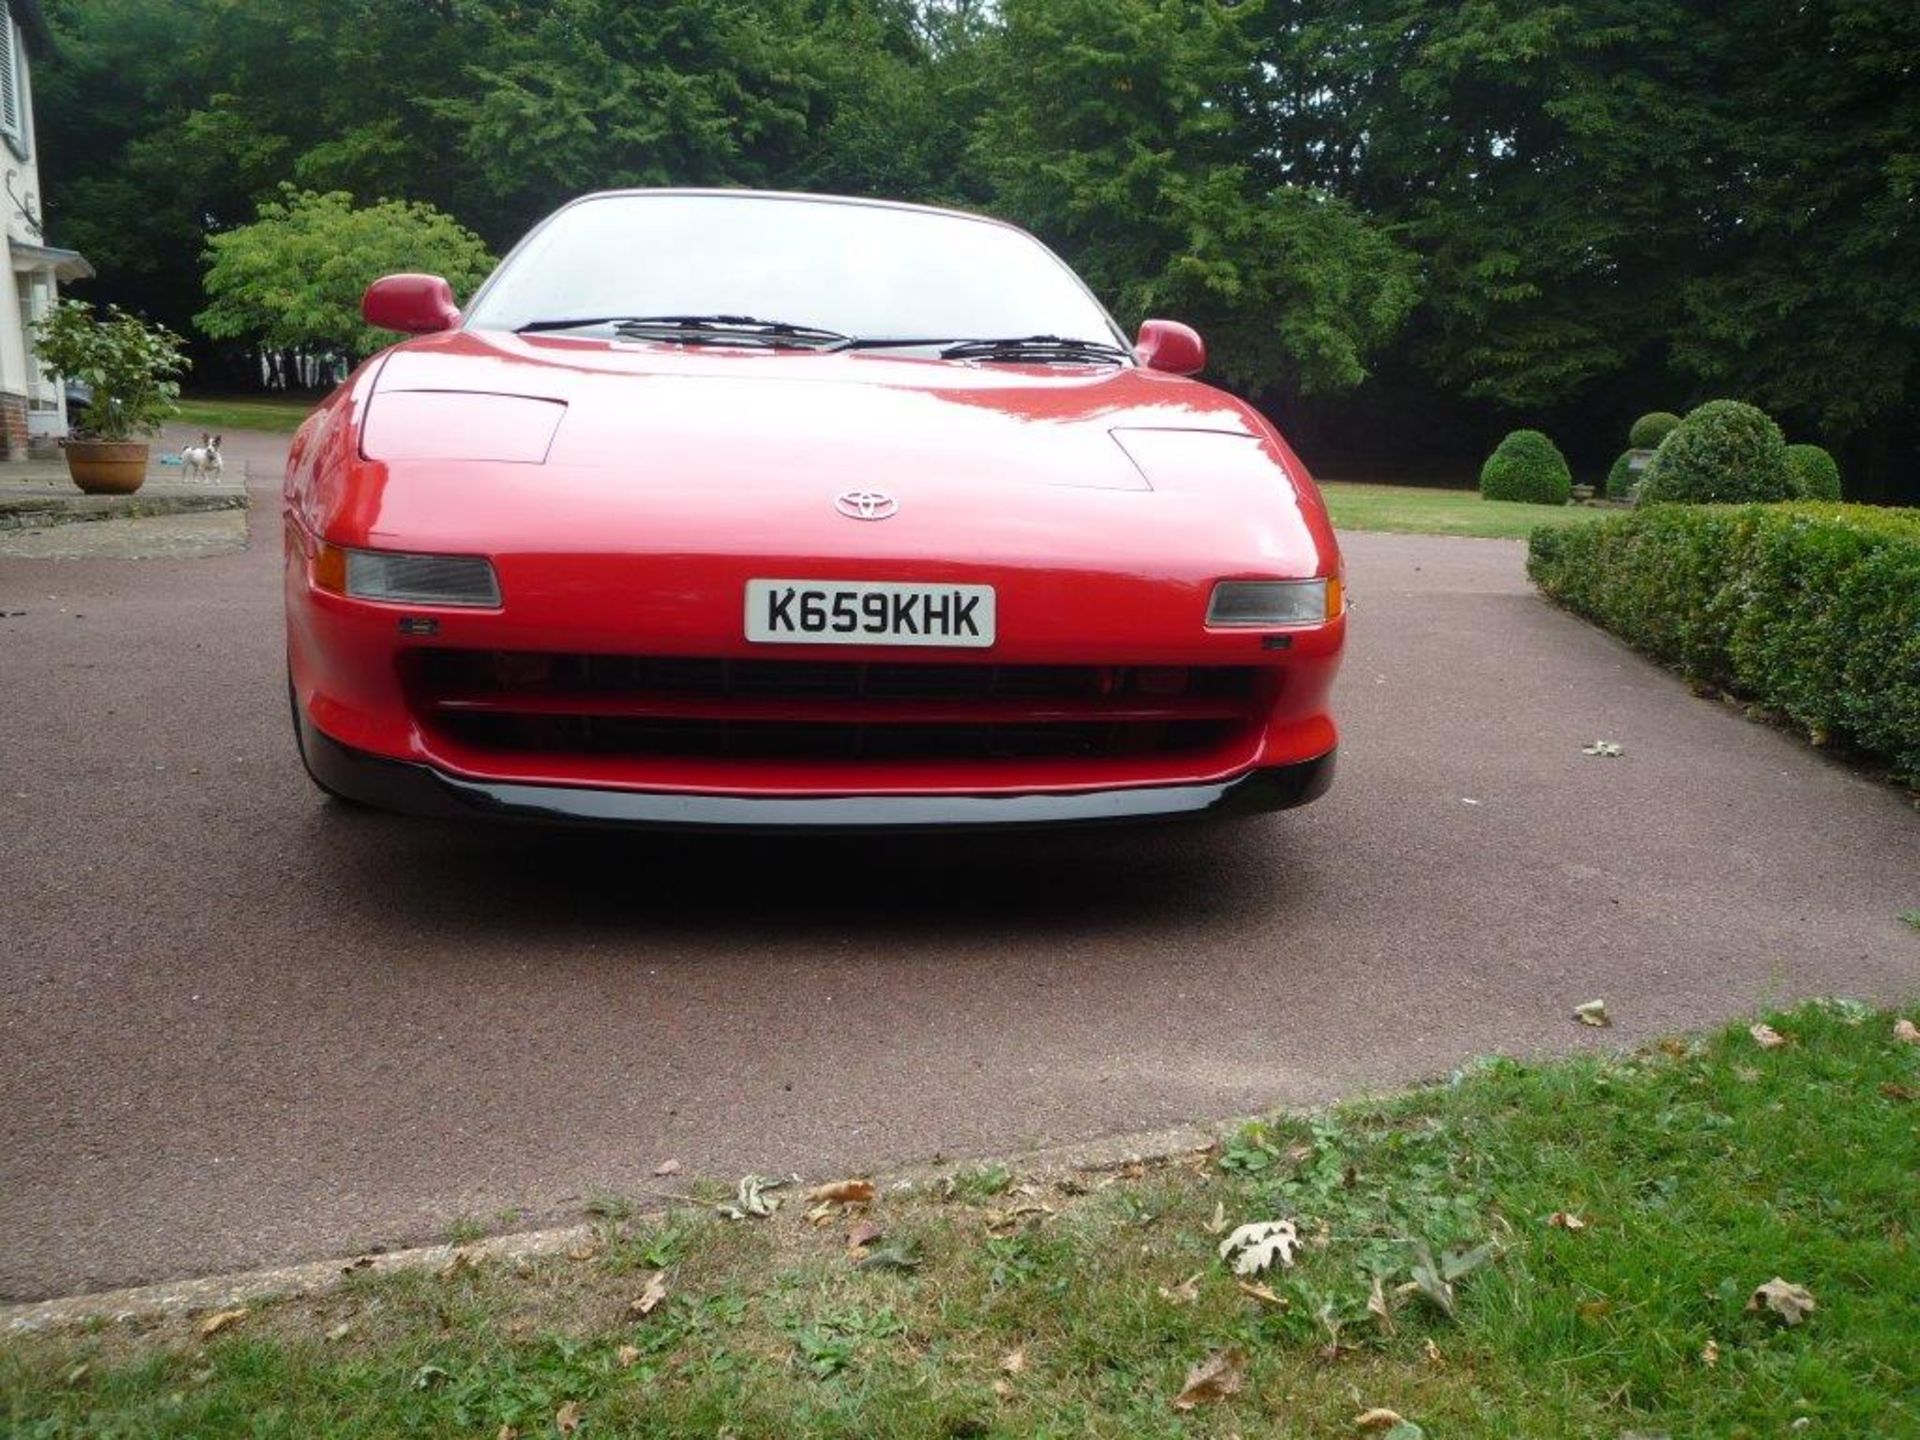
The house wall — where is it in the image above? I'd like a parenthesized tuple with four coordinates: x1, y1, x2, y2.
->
(1, 15, 56, 454)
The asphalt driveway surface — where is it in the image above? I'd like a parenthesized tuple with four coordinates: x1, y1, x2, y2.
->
(2, 431, 1915, 1300)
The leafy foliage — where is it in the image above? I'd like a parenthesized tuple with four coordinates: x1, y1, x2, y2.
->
(1529, 504, 1920, 779)
(1479, 430, 1572, 506)
(1640, 400, 1794, 505)
(198, 189, 494, 358)
(30, 299, 188, 441)
(1785, 443, 1843, 501)
(1605, 450, 1640, 500)
(1629, 411, 1682, 449)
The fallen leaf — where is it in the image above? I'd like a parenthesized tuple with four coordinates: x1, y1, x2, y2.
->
(1748, 1277, 1815, 1326)
(852, 1245, 921, 1272)
(1368, 1273, 1395, 1332)
(992, 1379, 1015, 1401)
(495, 1428, 518, 1440)
(719, 1173, 791, 1220)
(63, 1362, 88, 1386)
(1218, 1219, 1300, 1276)
(1236, 1279, 1287, 1307)
(198, 1308, 247, 1338)
(1573, 999, 1612, 1028)
(566, 1237, 600, 1262)
(1171, 1347, 1246, 1411)
(1204, 1199, 1230, 1235)
(808, 1179, 875, 1206)
(1548, 1211, 1588, 1231)
(1000, 1348, 1027, 1375)
(846, 1219, 886, 1251)
(1894, 1018, 1920, 1045)
(653, 1159, 682, 1177)
(1700, 1338, 1720, 1367)
(555, 1400, 582, 1434)
(615, 1344, 642, 1368)
(1581, 740, 1623, 757)
(1158, 1273, 1202, 1305)
(1750, 1023, 1788, 1050)
(628, 1271, 668, 1317)
(1880, 1081, 1918, 1102)
(324, 1322, 351, 1342)
(1355, 1410, 1404, 1431)
(1576, 1297, 1614, 1322)
(1422, 1337, 1443, 1365)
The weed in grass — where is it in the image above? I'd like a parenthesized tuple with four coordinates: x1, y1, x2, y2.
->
(440, 1214, 487, 1246)
(1901, 909, 1920, 931)
(581, 1186, 633, 1222)
(945, 1163, 1013, 1202)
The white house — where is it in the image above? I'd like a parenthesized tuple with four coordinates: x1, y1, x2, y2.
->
(0, 0, 90, 458)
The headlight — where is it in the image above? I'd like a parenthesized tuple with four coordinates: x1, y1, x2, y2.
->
(1206, 578, 1341, 627)
(312, 543, 501, 607)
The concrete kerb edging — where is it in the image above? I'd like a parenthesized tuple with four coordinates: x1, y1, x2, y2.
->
(0, 1119, 1227, 1337)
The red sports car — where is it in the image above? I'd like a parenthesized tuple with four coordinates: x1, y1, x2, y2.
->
(285, 190, 1345, 829)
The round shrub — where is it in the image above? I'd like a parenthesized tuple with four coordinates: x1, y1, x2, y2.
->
(1638, 400, 1792, 504)
(1479, 429, 1573, 506)
(1605, 450, 1639, 500)
(1628, 411, 1682, 449)
(1784, 443, 1842, 500)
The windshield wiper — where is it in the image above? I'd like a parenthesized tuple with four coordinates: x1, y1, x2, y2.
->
(933, 334, 1131, 364)
(516, 314, 851, 349)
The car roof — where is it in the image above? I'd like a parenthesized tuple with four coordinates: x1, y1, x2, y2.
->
(555, 188, 1022, 233)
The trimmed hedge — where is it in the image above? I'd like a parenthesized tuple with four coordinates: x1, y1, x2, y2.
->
(1628, 411, 1682, 449)
(1480, 429, 1573, 505)
(1640, 400, 1793, 504)
(1528, 504, 1920, 781)
(1785, 443, 1842, 501)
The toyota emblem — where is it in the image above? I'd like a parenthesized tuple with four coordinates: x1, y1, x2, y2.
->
(834, 489, 898, 521)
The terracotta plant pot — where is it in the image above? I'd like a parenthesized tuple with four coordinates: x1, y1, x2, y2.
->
(62, 439, 149, 495)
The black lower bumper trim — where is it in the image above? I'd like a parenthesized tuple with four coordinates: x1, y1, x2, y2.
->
(297, 712, 1333, 832)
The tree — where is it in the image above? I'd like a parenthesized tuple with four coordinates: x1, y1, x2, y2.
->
(198, 189, 494, 360)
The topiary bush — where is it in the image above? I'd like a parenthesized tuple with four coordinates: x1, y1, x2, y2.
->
(1605, 450, 1640, 500)
(1784, 443, 1842, 501)
(1528, 504, 1920, 781)
(1479, 429, 1573, 506)
(1638, 400, 1793, 504)
(1628, 411, 1682, 449)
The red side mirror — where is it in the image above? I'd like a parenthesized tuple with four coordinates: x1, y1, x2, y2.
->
(1135, 319, 1206, 376)
(362, 274, 460, 336)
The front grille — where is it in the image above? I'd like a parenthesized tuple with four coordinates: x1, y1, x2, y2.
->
(411, 651, 1261, 766)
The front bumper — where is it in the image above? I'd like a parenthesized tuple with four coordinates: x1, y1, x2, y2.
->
(298, 706, 1333, 832)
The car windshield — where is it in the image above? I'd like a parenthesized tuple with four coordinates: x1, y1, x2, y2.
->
(463, 192, 1125, 348)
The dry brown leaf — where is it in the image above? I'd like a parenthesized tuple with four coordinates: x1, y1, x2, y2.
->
(615, 1344, 642, 1368)
(628, 1270, 668, 1317)
(1880, 1081, 1919, 1102)
(808, 1179, 876, 1206)
(1158, 1273, 1203, 1305)
(1573, 999, 1612, 1028)
(1894, 1018, 1920, 1045)
(1700, 1338, 1720, 1367)
(1548, 1211, 1588, 1231)
(566, 1238, 599, 1262)
(1000, 1348, 1028, 1375)
(653, 1159, 682, 1177)
(1748, 1277, 1815, 1326)
(846, 1219, 886, 1251)
(1355, 1410, 1405, 1431)
(495, 1426, 519, 1440)
(324, 1322, 352, 1342)
(1423, 1337, 1443, 1366)
(198, 1308, 247, 1339)
(1172, 1347, 1246, 1411)
(555, 1400, 582, 1435)
(992, 1379, 1015, 1401)
(1367, 1274, 1394, 1332)
(1750, 1022, 1788, 1050)
(1235, 1279, 1287, 1307)
(1204, 1199, 1230, 1235)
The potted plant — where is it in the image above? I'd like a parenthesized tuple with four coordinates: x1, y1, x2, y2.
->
(30, 299, 189, 494)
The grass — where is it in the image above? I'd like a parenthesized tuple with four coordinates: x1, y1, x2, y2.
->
(6, 1002, 1918, 1438)
(1319, 480, 1616, 540)
(173, 395, 315, 435)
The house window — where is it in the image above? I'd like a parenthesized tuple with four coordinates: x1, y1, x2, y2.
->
(0, 18, 25, 160)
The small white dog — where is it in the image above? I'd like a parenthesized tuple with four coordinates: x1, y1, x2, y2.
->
(180, 433, 223, 480)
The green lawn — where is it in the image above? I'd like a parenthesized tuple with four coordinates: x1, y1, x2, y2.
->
(1320, 480, 1616, 540)
(7, 1001, 1918, 1438)
(174, 395, 316, 435)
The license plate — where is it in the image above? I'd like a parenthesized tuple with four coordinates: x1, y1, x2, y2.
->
(745, 579, 995, 647)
